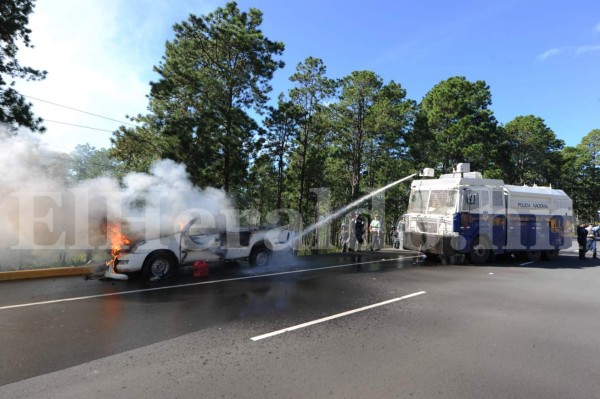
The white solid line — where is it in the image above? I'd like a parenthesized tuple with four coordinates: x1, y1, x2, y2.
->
(250, 291, 427, 341)
(520, 261, 535, 266)
(0, 255, 423, 311)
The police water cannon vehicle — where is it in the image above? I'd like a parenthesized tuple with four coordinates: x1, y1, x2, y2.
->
(402, 163, 573, 263)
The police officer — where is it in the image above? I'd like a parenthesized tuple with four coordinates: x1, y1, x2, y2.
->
(350, 211, 365, 251)
(340, 223, 349, 252)
(369, 214, 382, 251)
(586, 223, 599, 259)
(577, 223, 588, 260)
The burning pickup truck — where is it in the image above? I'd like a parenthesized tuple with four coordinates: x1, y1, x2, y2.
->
(107, 218, 291, 280)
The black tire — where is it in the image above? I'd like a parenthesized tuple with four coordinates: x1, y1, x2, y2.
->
(249, 245, 271, 267)
(424, 253, 439, 261)
(514, 251, 528, 261)
(526, 251, 542, 262)
(142, 252, 176, 281)
(468, 236, 490, 264)
(542, 250, 559, 261)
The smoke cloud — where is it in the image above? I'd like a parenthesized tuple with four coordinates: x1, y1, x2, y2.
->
(0, 127, 232, 271)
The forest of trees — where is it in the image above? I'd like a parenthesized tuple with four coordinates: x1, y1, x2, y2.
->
(3, 1, 600, 244)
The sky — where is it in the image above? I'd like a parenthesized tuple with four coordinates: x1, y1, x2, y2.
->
(13, 0, 600, 153)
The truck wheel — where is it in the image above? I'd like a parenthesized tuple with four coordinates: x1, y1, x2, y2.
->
(514, 251, 528, 261)
(468, 236, 490, 264)
(249, 246, 271, 267)
(143, 252, 175, 281)
(542, 250, 559, 261)
(526, 251, 541, 261)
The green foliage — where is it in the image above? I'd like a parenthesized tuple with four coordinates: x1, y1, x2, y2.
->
(560, 129, 600, 221)
(243, 153, 278, 218)
(0, 0, 46, 132)
(104, 2, 599, 240)
(69, 144, 117, 181)
(110, 1, 284, 192)
(262, 96, 301, 209)
(410, 76, 500, 174)
(329, 71, 414, 202)
(287, 57, 337, 213)
(504, 115, 564, 185)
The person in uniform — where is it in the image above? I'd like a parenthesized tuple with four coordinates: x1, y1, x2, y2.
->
(340, 223, 349, 252)
(369, 214, 382, 251)
(351, 211, 365, 251)
(577, 223, 589, 260)
(590, 222, 600, 259)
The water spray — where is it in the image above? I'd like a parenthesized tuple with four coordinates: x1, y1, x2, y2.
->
(298, 168, 434, 242)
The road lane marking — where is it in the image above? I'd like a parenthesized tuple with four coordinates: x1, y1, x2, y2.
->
(0, 255, 423, 311)
(250, 291, 427, 341)
(520, 261, 535, 266)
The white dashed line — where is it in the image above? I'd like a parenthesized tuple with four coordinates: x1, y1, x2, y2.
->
(520, 261, 535, 266)
(250, 291, 427, 341)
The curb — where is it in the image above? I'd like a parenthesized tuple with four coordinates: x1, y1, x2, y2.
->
(0, 266, 100, 282)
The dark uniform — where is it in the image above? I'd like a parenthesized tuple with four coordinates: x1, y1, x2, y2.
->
(355, 214, 365, 251)
(577, 223, 588, 260)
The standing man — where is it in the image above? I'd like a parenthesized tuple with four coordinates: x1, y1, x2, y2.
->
(369, 214, 382, 251)
(592, 222, 600, 259)
(348, 212, 357, 252)
(577, 223, 588, 260)
(340, 223, 349, 252)
(351, 211, 365, 251)
(586, 223, 597, 259)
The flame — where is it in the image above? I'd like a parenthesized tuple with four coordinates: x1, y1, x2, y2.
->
(105, 224, 131, 269)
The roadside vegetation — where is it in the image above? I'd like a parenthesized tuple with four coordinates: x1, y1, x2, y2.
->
(2, 1, 599, 259)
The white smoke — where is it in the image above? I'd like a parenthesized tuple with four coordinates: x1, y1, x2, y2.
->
(0, 127, 233, 270)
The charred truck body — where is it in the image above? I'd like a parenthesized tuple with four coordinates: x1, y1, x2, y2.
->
(403, 164, 573, 263)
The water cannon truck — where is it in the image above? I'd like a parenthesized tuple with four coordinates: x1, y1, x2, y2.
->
(402, 163, 573, 263)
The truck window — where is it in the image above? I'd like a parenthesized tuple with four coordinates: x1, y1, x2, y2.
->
(463, 190, 480, 211)
(481, 190, 489, 207)
(427, 190, 457, 215)
(492, 190, 503, 208)
(408, 190, 428, 214)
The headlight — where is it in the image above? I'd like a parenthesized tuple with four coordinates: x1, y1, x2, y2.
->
(127, 240, 147, 254)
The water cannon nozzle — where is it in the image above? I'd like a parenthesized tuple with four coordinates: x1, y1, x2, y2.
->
(419, 168, 435, 177)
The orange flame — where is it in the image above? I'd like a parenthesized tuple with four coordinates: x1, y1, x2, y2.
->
(105, 224, 131, 269)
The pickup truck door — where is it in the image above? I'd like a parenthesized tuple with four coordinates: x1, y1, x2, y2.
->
(180, 222, 221, 264)
(220, 229, 254, 260)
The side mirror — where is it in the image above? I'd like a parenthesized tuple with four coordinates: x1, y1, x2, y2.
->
(420, 168, 435, 177)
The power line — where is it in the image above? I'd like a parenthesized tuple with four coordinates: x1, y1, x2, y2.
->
(23, 94, 138, 127)
(40, 152, 118, 170)
(43, 119, 116, 132)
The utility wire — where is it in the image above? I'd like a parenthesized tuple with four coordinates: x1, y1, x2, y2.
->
(43, 119, 116, 132)
(40, 152, 118, 170)
(23, 94, 138, 127)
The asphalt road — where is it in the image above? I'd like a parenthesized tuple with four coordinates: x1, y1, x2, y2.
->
(1, 249, 600, 398)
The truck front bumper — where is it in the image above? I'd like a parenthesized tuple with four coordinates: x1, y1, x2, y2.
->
(403, 232, 467, 256)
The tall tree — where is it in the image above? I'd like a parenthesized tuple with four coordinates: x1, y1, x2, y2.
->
(288, 57, 337, 213)
(327, 71, 415, 235)
(409, 76, 500, 175)
(504, 115, 564, 185)
(330, 70, 383, 200)
(263, 96, 300, 209)
(559, 145, 586, 219)
(69, 144, 117, 181)
(0, 0, 46, 132)
(244, 152, 278, 219)
(565, 129, 600, 221)
(111, 2, 284, 192)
